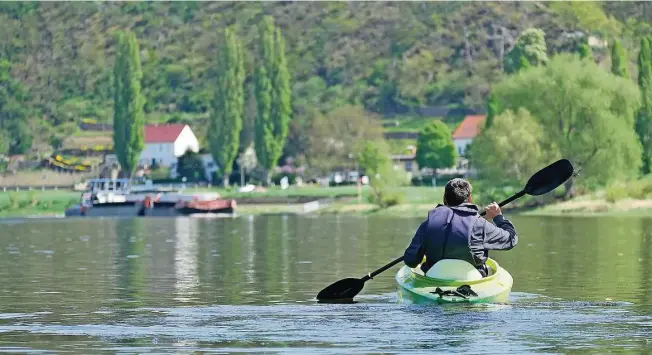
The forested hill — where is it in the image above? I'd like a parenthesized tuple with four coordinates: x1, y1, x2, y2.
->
(0, 1, 651, 155)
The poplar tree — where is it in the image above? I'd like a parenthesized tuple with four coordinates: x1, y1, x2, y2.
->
(209, 27, 245, 187)
(113, 30, 145, 176)
(254, 16, 291, 185)
(636, 37, 652, 173)
(611, 39, 630, 78)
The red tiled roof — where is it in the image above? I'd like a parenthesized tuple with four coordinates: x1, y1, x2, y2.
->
(452, 115, 486, 139)
(144, 124, 186, 143)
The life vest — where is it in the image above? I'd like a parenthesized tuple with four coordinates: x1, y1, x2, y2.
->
(421, 204, 481, 273)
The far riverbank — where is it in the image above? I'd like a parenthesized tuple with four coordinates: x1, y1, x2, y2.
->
(2, 185, 652, 219)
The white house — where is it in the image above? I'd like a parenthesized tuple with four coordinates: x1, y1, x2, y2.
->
(452, 115, 485, 157)
(139, 124, 199, 167)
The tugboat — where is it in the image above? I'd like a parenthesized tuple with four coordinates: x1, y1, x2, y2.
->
(65, 178, 236, 217)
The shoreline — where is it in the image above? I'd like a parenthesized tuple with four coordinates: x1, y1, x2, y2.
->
(2, 186, 652, 219)
(3, 199, 652, 220)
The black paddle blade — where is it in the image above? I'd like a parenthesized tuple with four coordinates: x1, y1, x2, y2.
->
(524, 158, 575, 196)
(316, 277, 365, 301)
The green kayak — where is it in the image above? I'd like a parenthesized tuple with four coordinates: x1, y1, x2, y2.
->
(395, 258, 513, 304)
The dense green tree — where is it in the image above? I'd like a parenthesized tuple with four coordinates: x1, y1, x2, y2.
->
(254, 16, 291, 185)
(208, 27, 245, 187)
(577, 41, 592, 60)
(415, 120, 457, 170)
(637, 37, 652, 174)
(610, 39, 629, 78)
(494, 53, 642, 191)
(112, 30, 145, 176)
(358, 140, 406, 208)
(485, 91, 501, 129)
(0, 130, 8, 155)
(0, 59, 30, 155)
(176, 149, 206, 182)
(307, 105, 384, 174)
(504, 28, 549, 73)
(254, 16, 275, 185)
(468, 108, 548, 186)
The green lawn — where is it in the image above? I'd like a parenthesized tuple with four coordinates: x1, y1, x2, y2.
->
(190, 185, 444, 204)
(0, 190, 79, 217)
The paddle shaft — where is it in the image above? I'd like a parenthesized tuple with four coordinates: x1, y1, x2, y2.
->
(360, 189, 527, 282)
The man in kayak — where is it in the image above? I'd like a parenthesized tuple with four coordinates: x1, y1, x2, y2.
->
(403, 178, 517, 277)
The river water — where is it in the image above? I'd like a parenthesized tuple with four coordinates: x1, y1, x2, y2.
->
(0, 214, 650, 353)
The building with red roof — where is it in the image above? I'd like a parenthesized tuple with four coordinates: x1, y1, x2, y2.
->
(139, 124, 200, 167)
(452, 115, 486, 157)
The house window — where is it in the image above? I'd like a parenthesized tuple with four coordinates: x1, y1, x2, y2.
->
(159, 144, 163, 152)
(405, 161, 412, 171)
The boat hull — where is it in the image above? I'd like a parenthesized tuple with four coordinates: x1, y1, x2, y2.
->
(64, 199, 236, 217)
(395, 258, 513, 305)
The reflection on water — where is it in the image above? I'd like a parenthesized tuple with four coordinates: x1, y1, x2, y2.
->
(174, 217, 199, 303)
(0, 214, 650, 352)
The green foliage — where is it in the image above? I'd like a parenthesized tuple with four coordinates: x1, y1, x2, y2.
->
(610, 39, 630, 78)
(637, 37, 652, 174)
(605, 185, 628, 203)
(358, 140, 406, 208)
(577, 42, 592, 60)
(604, 178, 652, 203)
(0, 130, 8, 155)
(415, 120, 457, 170)
(176, 149, 206, 182)
(504, 28, 549, 74)
(112, 30, 145, 176)
(254, 16, 292, 184)
(209, 27, 245, 187)
(548, 1, 622, 38)
(468, 108, 547, 186)
(494, 53, 643, 187)
(485, 91, 501, 129)
(0, 59, 30, 155)
(0, 2, 647, 162)
(307, 105, 384, 174)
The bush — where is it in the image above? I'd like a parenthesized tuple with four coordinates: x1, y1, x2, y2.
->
(367, 188, 405, 208)
(629, 179, 652, 199)
(605, 185, 628, 203)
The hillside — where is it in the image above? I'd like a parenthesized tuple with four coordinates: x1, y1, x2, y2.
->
(0, 1, 651, 159)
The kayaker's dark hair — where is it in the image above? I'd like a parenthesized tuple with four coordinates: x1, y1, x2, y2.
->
(444, 178, 472, 206)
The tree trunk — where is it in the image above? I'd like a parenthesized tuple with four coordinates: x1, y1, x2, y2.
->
(263, 170, 271, 186)
(564, 177, 574, 200)
(222, 174, 230, 188)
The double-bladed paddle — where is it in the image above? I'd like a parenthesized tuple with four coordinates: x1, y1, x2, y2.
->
(315, 158, 575, 301)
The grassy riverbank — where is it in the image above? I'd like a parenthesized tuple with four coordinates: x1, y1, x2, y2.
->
(0, 186, 446, 218)
(523, 196, 652, 216)
(0, 190, 79, 217)
(3, 182, 652, 219)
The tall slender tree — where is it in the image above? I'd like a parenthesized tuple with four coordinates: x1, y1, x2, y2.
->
(637, 37, 652, 174)
(611, 39, 630, 78)
(254, 16, 292, 185)
(113, 30, 145, 177)
(209, 27, 245, 187)
(271, 26, 292, 164)
(485, 91, 501, 129)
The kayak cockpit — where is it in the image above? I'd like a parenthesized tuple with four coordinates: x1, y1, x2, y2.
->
(409, 258, 502, 286)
